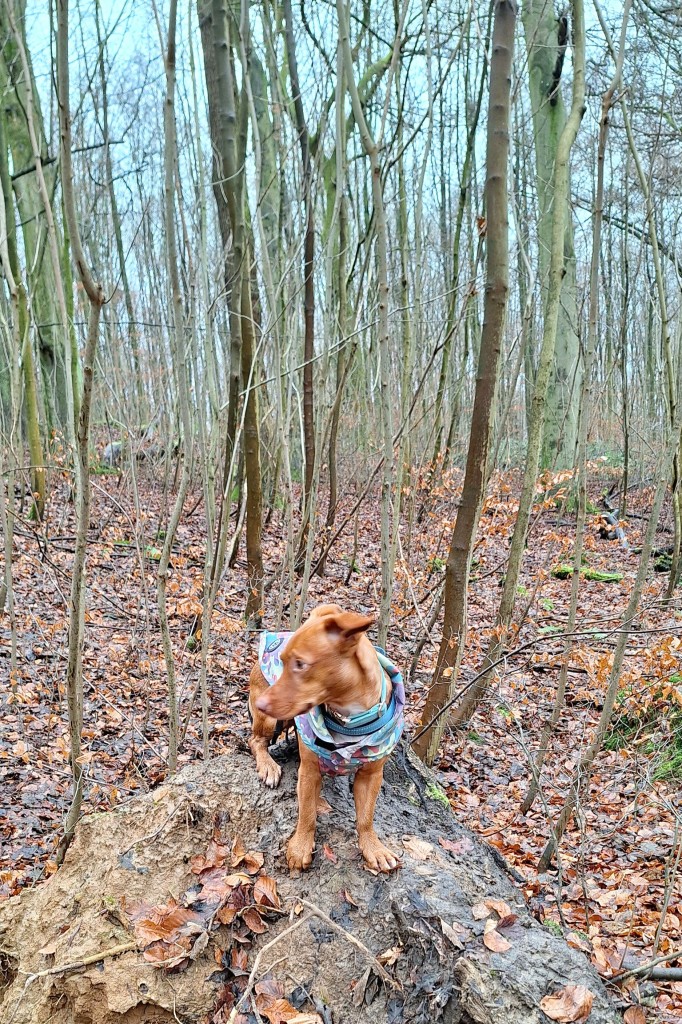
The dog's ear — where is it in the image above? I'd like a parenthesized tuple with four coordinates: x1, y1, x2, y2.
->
(309, 603, 345, 620)
(324, 611, 375, 648)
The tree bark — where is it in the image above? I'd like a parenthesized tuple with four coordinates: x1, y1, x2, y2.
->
(0, 3, 69, 429)
(450, 0, 585, 729)
(54, 0, 106, 861)
(413, 0, 517, 767)
(0, 109, 45, 518)
(337, 0, 395, 648)
(522, 0, 581, 469)
(282, 0, 316, 565)
(521, 0, 632, 812)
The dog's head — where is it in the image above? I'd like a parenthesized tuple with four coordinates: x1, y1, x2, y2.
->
(255, 605, 376, 720)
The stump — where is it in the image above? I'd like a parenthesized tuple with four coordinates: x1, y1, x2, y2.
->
(0, 738, 622, 1023)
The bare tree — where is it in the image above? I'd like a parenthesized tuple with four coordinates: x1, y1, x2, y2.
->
(55, 0, 107, 861)
(413, 0, 517, 766)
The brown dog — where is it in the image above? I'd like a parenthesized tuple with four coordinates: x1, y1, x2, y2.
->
(248, 604, 403, 872)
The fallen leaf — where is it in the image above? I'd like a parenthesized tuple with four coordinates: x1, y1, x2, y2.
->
(255, 991, 323, 1024)
(441, 918, 467, 949)
(485, 898, 513, 918)
(242, 849, 265, 874)
(342, 889, 358, 907)
(352, 966, 373, 1008)
(482, 928, 512, 953)
(191, 835, 229, 874)
(254, 874, 281, 909)
(540, 984, 594, 1022)
(242, 906, 267, 934)
(496, 913, 518, 929)
(231, 946, 249, 974)
(623, 1009, 646, 1024)
(322, 844, 338, 864)
(231, 835, 247, 867)
(378, 944, 403, 966)
(439, 836, 474, 855)
(471, 902, 490, 920)
(195, 866, 237, 907)
(566, 931, 592, 954)
(142, 939, 190, 968)
(123, 897, 204, 947)
(402, 835, 433, 860)
(255, 978, 285, 999)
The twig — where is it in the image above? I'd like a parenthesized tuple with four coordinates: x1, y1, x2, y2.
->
(648, 968, 682, 980)
(118, 798, 188, 857)
(21, 941, 137, 980)
(299, 900, 397, 989)
(613, 948, 681, 982)
(227, 899, 399, 1023)
(7, 942, 137, 1024)
(227, 913, 315, 1023)
(250, 992, 266, 1023)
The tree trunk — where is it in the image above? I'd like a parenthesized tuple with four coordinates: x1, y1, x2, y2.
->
(337, 0, 395, 648)
(451, 0, 585, 728)
(0, 110, 45, 518)
(157, 0, 196, 772)
(430, 8, 491, 474)
(282, 0, 316, 566)
(94, 3, 144, 420)
(521, 0, 631, 812)
(412, 0, 517, 767)
(199, 0, 263, 624)
(54, 0, 106, 861)
(522, 0, 581, 469)
(0, 6, 69, 430)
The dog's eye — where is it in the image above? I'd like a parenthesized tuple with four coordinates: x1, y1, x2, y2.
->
(293, 658, 307, 672)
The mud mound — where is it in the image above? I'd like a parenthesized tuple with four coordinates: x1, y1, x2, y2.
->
(0, 740, 621, 1023)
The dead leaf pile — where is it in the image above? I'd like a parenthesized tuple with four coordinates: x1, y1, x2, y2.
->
(120, 829, 280, 970)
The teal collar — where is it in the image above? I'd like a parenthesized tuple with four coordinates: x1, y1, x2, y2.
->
(324, 666, 388, 731)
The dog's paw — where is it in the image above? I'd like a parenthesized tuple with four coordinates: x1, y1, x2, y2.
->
(359, 834, 401, 873)
(257, 757, 282, 788)
(286, 833, 314, 871)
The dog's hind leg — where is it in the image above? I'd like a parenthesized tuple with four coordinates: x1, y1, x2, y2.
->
(248, 665, 283, 788)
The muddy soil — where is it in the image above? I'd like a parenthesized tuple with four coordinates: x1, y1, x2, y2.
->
(0, 739, 622, 1023)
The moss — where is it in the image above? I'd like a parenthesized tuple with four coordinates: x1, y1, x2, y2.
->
(425, 781, 450, 807)
(551, 564, 623, 583)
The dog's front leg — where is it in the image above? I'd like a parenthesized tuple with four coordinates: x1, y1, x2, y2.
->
(248, 665, 283, 788)
(353, 760, 400, 872)
(287, 742, 322, 870)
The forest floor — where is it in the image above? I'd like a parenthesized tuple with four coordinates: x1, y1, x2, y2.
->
(1, 457, 681, 1022)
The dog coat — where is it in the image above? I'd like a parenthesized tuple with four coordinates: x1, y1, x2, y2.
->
(258, 631, 405, 776)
